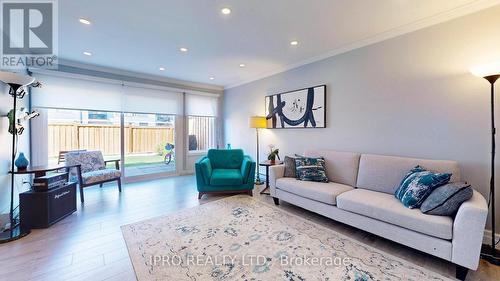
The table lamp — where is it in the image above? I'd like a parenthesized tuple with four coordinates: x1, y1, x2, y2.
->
(470, 61, 500, 265)
(249, 116, 267, 185)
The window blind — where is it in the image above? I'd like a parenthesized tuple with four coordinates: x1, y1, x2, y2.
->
(31, 72, 183, 115)
(185, 92, 219, 117)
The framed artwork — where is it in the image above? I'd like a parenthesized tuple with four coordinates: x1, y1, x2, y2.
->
(265, 85, 326, 129)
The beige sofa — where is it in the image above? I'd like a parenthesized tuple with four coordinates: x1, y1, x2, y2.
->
(269, 150, 488, 280)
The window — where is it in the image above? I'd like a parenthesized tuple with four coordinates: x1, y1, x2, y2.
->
(185, 93, 219, 152)
(188, 116, 216, 152)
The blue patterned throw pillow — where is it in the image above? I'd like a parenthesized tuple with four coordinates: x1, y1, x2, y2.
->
(394, 166, 452, 209)
(295, 157, 329, 182)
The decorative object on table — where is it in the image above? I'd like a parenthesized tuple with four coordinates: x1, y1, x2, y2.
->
(195, 149, 255, 199)
(470, 61, 500, 265)
(65, 150, 121, 203)
(0, 71, 40, 244)
(265, 85, 326, 129)
(295, 156, 329, 182)
(259, 160, 283, 195)
(267, 144, 280, 164)
(394, 165, 451, 209)
(420, 182, 473, 216)
(14, 152, 29, 170)
(283, 155, 297, 178)
(121, 196, 451, 281)
(248, 116, 267, 185)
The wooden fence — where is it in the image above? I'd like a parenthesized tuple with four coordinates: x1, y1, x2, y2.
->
(188, 116, 216, 151)
(48, 124, 174, 158)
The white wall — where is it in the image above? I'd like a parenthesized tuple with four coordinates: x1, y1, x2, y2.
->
(0, 84, 31, 218)
(223, 6, 500, 229)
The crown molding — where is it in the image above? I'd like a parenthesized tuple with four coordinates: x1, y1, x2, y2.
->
(224, 0, 500, 90)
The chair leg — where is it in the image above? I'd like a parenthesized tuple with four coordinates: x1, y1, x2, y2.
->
(79, 184, 85, 203)
(117, 178, 122, 192)
(247, 190, 253, 197)
(198, 192, 203, 200)
(99, 183, 103, 188)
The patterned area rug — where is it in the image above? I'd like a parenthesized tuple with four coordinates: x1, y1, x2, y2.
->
(121, 196, 452, 281)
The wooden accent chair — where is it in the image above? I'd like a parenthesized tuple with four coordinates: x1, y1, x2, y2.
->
(195, 149, 255, 199)
(58, 149, 87, 164)
(65, 151, 121, 203)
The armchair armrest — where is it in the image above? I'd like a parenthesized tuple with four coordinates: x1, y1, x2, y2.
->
(269, 164, 285, 197)
(241, 156, 255, 184)
(452, 190, 488, 270)
(195, 156, 212, 185)
(105, 159, 120, 170)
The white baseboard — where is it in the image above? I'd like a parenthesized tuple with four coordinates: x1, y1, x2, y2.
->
(483, 229, 500, 245)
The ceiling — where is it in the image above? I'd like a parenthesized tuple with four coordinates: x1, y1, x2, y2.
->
(58, 0, 500, 89)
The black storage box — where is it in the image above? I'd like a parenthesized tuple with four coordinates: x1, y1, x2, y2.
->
(20, 182, 77, 229)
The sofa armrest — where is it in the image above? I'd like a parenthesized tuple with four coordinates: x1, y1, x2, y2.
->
(195, 156, 212, 185)
(269, 164, 285, 197)
(241, 156, 255, 184)
(452, 189, 488, 270)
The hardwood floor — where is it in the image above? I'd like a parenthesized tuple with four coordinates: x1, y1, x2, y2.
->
(0, 175, 498, 281)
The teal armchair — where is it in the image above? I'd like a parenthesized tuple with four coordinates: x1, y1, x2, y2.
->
(195, 149, 255, 199)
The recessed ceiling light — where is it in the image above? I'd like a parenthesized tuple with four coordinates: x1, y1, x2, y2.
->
(221, 8, 231, 15)
(83, 51, 92, 56)
(79, 18, 91, 25)
(290, 40, 299, 46)
(209, 77, 215, 80)
(179, 47, 188, 52)
(159, 67, 165, 71)
(239, 63, 246, 68)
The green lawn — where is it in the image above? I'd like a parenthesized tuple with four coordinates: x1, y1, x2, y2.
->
(104, 154, 175, 168)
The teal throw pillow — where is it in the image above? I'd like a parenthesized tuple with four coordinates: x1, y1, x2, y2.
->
(394, 166, 452, 209)
(295, 157, 329, 183)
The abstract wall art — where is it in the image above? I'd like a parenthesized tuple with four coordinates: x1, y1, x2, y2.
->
(265, 85, 326, 129)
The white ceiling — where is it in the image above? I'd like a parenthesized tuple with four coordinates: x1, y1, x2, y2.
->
(59, 0, 500, 89)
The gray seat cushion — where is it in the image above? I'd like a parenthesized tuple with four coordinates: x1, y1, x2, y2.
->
(336, 189, 453, 239)
(276, 178, 353, 205)
(82, 169, 121, 184)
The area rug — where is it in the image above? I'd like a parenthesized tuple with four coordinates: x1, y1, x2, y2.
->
(121, 195, 452, 281)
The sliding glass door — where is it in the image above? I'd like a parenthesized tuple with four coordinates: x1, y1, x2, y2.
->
(45, 108, 176, 179)
(123, 113, 176, 177)
(46, 109, 121, 165)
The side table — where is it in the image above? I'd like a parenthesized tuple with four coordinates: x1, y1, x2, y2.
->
(258, 160, 283, 195)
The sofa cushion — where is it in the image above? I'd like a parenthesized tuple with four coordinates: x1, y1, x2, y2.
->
(356, 154, 460, 194)
(82, 169, 121, 184)
(421, 182, 473, 216)
(395, 166, 452, 209)
(336, 189, 453, 239)
(210, 169, 243, 186)
(276, 177, 353, 205)
(295, 157, 329, 182)
(304, 150, 361, 186)
(207, 149, 244, 169)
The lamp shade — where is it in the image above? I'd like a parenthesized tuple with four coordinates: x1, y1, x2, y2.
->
(249, 116, 267, 128)
(470, 61, 500, 77)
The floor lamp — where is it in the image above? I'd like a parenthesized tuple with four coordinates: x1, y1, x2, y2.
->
(0, 71, 36, 244)
(249, 116, 266, 185)
(471, 62, 500, 265)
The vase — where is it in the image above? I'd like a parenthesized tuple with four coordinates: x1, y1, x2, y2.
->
(269, 159, 276, 164)
(15, 152, 29, 170)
